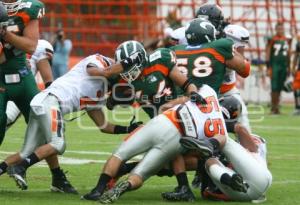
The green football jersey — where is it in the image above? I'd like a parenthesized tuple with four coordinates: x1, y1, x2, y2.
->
(0, 0, 45, 72)
(171, 38, 234, 93)
(268, 35, 290, 65)
(132, 48, 177, 118)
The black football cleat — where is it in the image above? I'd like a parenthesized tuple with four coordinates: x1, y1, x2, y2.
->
(51, 170, 78, 194)
(223, 174, 249, 193)
(81, 188, 103, 201)
(7, 165, 28, 190)
(191, 173, 202, 189)
(161, 185, 195, 202)
(99, 181, 131, 204)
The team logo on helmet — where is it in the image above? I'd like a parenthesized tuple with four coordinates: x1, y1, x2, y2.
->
(114, 40, 147, 83)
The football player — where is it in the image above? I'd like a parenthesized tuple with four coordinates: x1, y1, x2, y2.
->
(0, 1, 77, 194)
(291, 36, 300, 115)
(81, 84, 224, 203)
(0, 53, 141, 191)
(266, 22, 292, 114)
(6, 39, 54, 129)
(87, 40, 199, 119)
(220, 24, 251, 131)
(193, 118, 272, 202)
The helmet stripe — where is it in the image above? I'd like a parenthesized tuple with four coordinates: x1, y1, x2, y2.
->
(123, 42, 129, 57)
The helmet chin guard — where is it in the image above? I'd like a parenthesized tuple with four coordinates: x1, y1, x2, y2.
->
(1, 0, 22, 16)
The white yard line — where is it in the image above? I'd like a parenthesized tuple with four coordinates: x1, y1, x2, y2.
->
(252, 125, 300, 131)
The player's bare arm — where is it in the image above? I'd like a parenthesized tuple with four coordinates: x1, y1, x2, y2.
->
(37, 59, 53, 87)
(226, 50, 250, 78)
(3, 19, 39, 54)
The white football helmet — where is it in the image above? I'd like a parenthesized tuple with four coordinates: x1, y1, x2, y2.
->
(224, 24, 250, 48)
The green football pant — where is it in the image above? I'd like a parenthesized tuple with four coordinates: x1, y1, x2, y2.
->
(271, 64, 287, 92)
(0, 73, 39, 144)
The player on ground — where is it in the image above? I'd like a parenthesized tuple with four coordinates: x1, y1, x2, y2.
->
(0, 53, 141, 191)
(266, 22, 292, 114)
(81, 85, 222, 203)
(190, 117, 272, 202)
(0, 0, 77, 194)
(6, 39, 54, 129)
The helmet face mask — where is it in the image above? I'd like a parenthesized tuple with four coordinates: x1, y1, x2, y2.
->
(119, 61, 143, 83)
(1, 0, 22, 16)
(114, 40, 147, 83)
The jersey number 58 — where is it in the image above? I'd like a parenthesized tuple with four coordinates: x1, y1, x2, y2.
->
(177, 56, 213, 78)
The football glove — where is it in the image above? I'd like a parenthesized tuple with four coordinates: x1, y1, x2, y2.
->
(127, 116, 143, 133)
(190, 91, 207, 106)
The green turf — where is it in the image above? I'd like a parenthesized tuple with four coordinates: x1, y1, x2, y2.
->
(0, 105, 299, 205)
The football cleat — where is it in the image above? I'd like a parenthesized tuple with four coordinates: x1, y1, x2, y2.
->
(161, 185, 195, 202)
(99, 181, 131, 204)
(223, 174, 249, 193)
(51, 170, 78, 194)
(81, 188, 103, 201)
(179, 137, 213, 158)
(191, 174, 202, 189)
(7, 165, 28, 190)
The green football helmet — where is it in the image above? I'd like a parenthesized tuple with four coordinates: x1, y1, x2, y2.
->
(1, 0, 22, 16)
(185, 18, 216, 46)
(114, 40, 147, 82)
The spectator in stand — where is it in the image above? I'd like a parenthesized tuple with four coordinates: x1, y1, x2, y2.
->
(51, 29, 72, 79)
(292, 36, 300, 115)
(265, 22, 291, 114)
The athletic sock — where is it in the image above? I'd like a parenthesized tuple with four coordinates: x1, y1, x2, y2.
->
(0, 161, 8, 175)
(20, 153, 40, 169)
(95, 173, 112, 193)
(117, 161, 139, 177)
(208, 138, 220, 153)
(176, 172, 189, 187)
(156, 168, 174, 177)
(51, 167, 62, 177)
(220, 173, 232, 186)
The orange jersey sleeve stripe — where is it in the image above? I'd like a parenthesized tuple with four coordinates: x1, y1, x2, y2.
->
(220, 83, 236, 94)
(175, 48, 225, 64)
(163, 110, 183, 134)
(16, 12, 31, 25)
(142, 64, 170, 76)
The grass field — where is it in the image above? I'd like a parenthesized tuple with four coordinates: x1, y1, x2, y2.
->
(0, 105, 299, 205)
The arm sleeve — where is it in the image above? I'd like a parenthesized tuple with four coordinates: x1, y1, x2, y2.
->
(28, 0, 45, 20)
(214, 38, 234, 60)
(149, 48, 177, 74)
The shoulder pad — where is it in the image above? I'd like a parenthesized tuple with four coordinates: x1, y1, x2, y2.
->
(149, 48, 176, 65)
(21, 0, 45, 20)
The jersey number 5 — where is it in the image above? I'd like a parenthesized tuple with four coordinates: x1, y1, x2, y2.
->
(177, 56, 213, 78)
